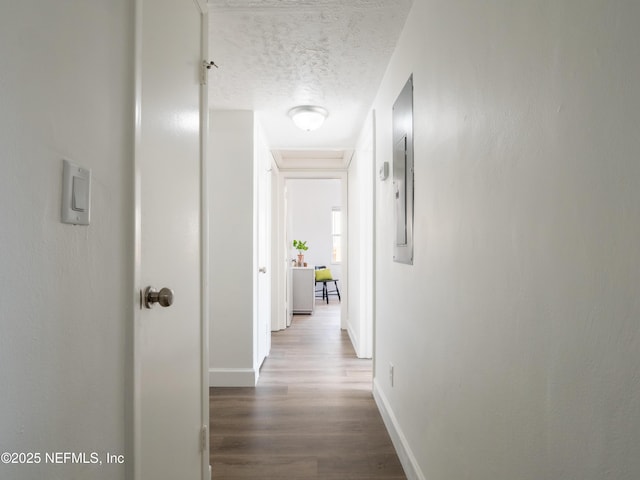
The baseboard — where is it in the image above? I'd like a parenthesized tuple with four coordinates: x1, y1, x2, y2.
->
(346, 320, 362, 358)
(209, 367, 257, 387)
(373, 378, 426, 480)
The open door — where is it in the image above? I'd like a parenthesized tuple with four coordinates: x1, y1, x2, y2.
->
(133, 0, 208, 478)
(256, 139, 272, 367)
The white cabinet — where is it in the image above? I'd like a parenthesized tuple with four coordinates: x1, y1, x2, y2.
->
(292, 267, 315, 314)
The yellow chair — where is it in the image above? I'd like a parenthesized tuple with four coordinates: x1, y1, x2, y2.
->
(314, 266, 340, 304)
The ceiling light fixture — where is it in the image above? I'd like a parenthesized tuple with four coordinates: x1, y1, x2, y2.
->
(288, 105, 328, 131)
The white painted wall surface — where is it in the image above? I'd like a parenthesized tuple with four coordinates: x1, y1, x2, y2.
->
(209, 110, 258, 386)
(287, 179, 342, 282)
(372, 1, 640, 480)
(347, 114, 375, 358)
(0, 2, 133, 479)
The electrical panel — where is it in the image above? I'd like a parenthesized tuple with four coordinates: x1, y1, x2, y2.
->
(392, 75, 414, 265)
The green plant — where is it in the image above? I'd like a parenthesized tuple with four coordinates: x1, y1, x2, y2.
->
(292, 239, 308, 254)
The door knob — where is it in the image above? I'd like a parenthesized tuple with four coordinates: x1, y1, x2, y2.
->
(143, 286, 174, 309)
(259, 267, 267, 273)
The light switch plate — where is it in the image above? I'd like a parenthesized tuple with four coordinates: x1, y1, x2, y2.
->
(62, 159, 91, 225)
(379, 161, 389, 180)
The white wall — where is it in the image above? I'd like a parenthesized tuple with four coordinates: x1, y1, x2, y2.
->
(287, 179, 342, 282)
(372, 2, 640, 480)
(209, 110, 272, 385)
(209, 110, 256, 386)
(347, 114, 375, 358)
(0, 2, 133, 479)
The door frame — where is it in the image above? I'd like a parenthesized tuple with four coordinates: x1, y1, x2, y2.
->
(273, 170, 349, 331)
(198, 4, 210, 478)
(131, 1, 210, 479)
(254, 122, 273, 371)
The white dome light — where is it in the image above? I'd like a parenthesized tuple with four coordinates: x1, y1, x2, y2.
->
(288, 105, 328, 131)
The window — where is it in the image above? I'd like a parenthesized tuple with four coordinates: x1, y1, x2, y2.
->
(331, 207, 341, 263)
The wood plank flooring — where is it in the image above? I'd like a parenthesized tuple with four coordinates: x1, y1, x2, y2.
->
(210, 303, 407, 479)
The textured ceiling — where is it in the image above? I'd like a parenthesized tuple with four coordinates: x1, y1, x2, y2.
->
(207, 0, 412, 152)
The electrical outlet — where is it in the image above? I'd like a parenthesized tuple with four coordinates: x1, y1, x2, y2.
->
(389, 363, 394, 387)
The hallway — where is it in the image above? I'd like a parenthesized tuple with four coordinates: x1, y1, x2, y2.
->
(209, 304, 406, 479)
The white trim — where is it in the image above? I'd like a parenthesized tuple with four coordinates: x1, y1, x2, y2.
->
(370, 110, 377, 364)
(193, 0, 208, 13)
(209, 368, 258, 387)
(364, 111, 376, 359)
(199, 8, 211, 480)
(271, 161, 287, 331)
(346, 320, 362, 358)
(132, 1, 143, 479)
(276, 170, 349, 330)
(346, 313, 373, 359)
(346, 112, 375, 360)
(340, 176, 348, 330)
(373, 378, 425, 480)
(331, 206, 342, 265)
(272, 149, 353, 170)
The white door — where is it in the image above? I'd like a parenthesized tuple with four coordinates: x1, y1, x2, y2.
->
(134, 0, 207, 479)
(256, 143, 272, 366)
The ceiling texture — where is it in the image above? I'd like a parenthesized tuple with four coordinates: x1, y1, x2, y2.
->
(207, 0, 413, 162)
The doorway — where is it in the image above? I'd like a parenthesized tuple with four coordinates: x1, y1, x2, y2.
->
(287, 178, 343, 320)
(272, 171, 348, 332)
(270, 141, 375, 360)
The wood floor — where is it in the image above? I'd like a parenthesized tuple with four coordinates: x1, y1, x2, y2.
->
(209, 303, 407, 479)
